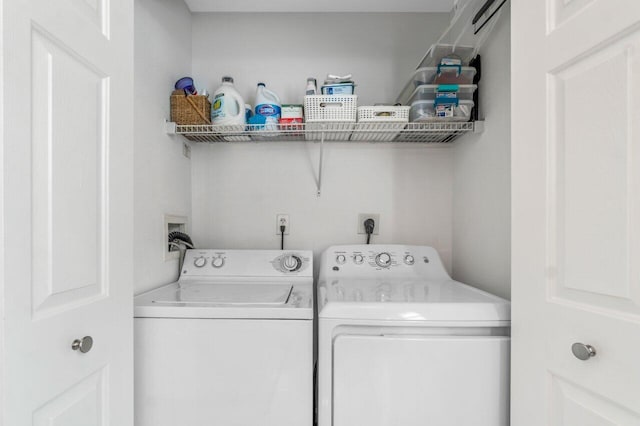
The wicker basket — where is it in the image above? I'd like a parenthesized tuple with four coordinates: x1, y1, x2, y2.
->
(170, 90, 211, 125)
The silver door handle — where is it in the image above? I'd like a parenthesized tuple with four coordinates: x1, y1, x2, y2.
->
(572, 342, 596, 360)
(71, 336, 93, 353)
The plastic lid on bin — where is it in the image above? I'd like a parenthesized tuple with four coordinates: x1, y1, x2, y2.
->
(407, 84, 477, 105)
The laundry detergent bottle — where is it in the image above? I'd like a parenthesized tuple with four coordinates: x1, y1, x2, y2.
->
(211, 76, 246, 126)
(254, 83, 281, 127)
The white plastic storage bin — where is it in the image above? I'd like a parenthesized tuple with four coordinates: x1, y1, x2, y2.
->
(408, 84, 477, 105)
(410, 100, 474, 122)
(352, 106, 410, 142)
(304, 95, 357, 141)
(396, 67, 477, 105)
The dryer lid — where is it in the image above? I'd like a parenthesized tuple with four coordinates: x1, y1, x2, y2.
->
(317, 279, 510, 322)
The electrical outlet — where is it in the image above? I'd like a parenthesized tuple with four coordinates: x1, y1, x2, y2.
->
(357, 213, 380, 235)
(276, 214, 290, 235)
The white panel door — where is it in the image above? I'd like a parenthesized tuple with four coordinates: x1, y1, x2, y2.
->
(512, 0, 640, 424)
(1, 0, 133, 424)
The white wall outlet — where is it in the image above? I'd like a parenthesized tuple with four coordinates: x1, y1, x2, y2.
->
(357, 213, 380, 235)
(276, 214, 290, 235)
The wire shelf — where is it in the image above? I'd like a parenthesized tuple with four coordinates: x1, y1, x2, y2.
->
(170, 122, 476, 143)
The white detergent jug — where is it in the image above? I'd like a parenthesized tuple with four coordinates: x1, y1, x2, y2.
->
(211, 76, 246, 126)
(254, 83, 281, 129)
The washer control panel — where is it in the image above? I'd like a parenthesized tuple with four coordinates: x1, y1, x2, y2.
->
(191, 254, 226, 269)
(182, 249, 312, 277)
(274, 253, 305, 273)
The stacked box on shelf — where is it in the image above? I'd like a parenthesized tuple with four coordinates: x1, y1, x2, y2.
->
(408, 84, 476, 123)
(351, 106, 410, 142)
(396, 66, 477, 105)
(395, 51, 478, 124)
(304, 95, 357, 141)
(416, 44, 477, 69)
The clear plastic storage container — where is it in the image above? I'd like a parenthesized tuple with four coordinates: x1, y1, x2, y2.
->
(408, 84, 477, 105)
(396, 67, 477, 105)
(417, 44, 477, 68)
(409, 99, 474, 122)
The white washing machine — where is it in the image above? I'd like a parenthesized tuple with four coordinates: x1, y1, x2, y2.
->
(135, 249, 313, 426)
(317, 245, 510, 426)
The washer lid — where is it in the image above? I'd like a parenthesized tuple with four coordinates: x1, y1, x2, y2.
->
(318, 279, 510, 322)
(135, 281, 312, 319)
(152, 282, 293, 305)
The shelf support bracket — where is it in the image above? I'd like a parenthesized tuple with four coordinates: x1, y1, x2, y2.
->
(317, 129, 325, 197)
(165, 120, 177, 135)
(473, 120, 485, 133)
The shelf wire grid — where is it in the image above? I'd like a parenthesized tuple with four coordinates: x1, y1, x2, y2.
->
(173, 122, 474, 143)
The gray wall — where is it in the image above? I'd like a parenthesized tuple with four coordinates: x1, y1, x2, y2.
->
(134, 0, 193, 294)
(452, 5, 511, 299)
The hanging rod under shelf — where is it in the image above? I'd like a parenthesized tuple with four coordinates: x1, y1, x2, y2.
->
(166, 121, 480, 144)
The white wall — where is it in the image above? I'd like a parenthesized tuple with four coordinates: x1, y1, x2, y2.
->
(134, 0, 193, 294)
(191, 13, 449, 105)
(451, 5, 511, 299)
(189, 13, 455, 270)
(0, 0, 5, 417)
(191, 143, 454, 272)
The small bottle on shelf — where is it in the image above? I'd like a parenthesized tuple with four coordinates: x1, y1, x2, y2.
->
(305, 78, 317, 95)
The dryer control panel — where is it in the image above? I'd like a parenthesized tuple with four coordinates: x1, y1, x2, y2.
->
(320, 245, 450, 281)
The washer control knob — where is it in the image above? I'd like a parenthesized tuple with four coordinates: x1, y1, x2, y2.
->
(353, 254, 364, 264)
(375, 252, 392, 268)
(282, 254, 301, 272)
(336, 254, 346, 265)
(404, 255, 415, 265)
(193, 256, 206, 268)
(211, 256, 225, 268)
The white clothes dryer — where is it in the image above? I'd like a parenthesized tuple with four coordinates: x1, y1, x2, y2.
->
(135, 249, 313, 426)
(317, 245, 510, 426)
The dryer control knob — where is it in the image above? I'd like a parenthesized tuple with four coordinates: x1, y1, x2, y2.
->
(375, 252, 392, 268)
(336, 254, 346, 264)
(353, 254, 364, 264)
(211, 256, 225, 268)
(193, 256, 206, 268)
(282, 255, 301, 272)
(404, 255, 415, 265)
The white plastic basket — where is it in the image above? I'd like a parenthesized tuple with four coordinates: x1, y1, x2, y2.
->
(352, 105, 410, 141)
(305, 95, 357, 121)
(304, 95, 357, 140)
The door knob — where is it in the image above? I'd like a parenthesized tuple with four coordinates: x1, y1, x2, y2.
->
(71, 336, 93, 353)
(571, 342, 596, 360)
